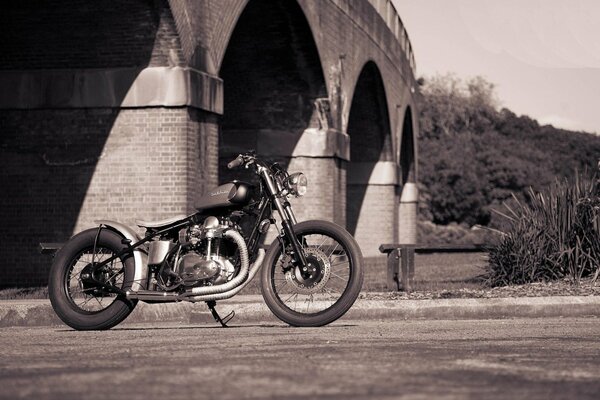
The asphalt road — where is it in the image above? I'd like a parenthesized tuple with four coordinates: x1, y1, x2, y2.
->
(1, 318, 599, 400)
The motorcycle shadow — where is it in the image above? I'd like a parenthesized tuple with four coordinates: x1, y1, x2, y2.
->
(55, 323, 358, 332)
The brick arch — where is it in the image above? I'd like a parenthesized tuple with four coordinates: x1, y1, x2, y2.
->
(346, 61, 393, 163)
(400, 106, 417, 184)
(346, 60, 396, 256)
(217, 0, 329, 184)
(211, 0, 251, 73)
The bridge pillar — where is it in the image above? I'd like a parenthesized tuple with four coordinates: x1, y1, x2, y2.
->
(347, 162, 398, 257)
(220, 127, 349, 227)
(398, 183, 418, 244)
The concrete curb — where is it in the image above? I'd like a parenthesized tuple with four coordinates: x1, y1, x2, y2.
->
(1, 295, 599, 328)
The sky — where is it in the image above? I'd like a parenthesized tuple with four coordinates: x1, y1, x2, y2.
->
(393, 0, 600, 134)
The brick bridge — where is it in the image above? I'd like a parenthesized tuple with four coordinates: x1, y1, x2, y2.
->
(0, 0, 419, 286)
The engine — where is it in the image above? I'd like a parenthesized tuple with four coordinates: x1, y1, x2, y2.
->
(178, 216, 240, 288)
(153, 216, 242, 290)
(176, 250, 236, 287)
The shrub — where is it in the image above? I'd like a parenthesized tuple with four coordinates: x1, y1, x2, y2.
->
(487, 171, 600, 286)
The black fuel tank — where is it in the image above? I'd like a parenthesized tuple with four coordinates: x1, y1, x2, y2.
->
(195, 181, 253, 210)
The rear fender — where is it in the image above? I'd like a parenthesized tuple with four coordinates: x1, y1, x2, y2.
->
(94, 220, 148, 291)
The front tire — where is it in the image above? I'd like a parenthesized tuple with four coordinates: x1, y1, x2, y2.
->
(261, 220, 364, 327)
(48, 228, 138, 330)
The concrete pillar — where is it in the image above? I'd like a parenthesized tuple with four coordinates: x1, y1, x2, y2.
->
(398, 182, 418, 244)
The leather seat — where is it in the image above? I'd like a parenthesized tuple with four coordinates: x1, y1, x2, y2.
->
(135, 214, 189, 229)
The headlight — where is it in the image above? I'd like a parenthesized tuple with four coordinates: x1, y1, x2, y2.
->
(286, 172, 308, 197)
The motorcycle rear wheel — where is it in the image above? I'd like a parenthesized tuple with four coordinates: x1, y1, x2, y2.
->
(261, 220, 364, 327)
(48, 228, 138, 330)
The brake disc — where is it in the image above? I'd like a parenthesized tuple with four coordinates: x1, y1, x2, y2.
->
(284, 247, 331, 295)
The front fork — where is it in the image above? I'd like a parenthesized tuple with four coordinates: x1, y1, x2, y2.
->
(260, 167, 307, 267)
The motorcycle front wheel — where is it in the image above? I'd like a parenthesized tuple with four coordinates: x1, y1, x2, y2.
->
(261, 220, 364, 327)
(48, 228, 138, 330)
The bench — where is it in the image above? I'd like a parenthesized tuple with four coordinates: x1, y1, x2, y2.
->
(39, 242, 64, 255)
(378, 243, 488, 292)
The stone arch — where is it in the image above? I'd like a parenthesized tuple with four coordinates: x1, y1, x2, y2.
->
(346, 61, 396, 256)
(218, 0, 328, 185)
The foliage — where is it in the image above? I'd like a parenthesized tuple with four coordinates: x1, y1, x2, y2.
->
(417, 220, 496, 246)
(417, 74, 600, 229)
(487, 171, 600, 286)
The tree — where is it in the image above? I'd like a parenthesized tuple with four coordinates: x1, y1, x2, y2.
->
(417, 74, 600, 232)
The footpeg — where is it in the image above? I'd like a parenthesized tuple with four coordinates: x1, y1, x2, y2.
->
(206, 300, 235, 328)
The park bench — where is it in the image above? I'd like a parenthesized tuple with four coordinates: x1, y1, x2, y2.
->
(39, 243, 63, 255)
(379, 243, 488, 293)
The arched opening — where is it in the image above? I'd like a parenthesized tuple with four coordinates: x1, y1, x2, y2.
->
(400, 107, 416, 185)
(218, 0, 327, 184)
(346, 62, 394, 255)
(398, 106, 418, 244)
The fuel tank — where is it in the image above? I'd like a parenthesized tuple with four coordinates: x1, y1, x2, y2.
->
(195, 181, 253, 210)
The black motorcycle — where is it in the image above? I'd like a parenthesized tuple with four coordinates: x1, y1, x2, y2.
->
(48, 152, 364, 330)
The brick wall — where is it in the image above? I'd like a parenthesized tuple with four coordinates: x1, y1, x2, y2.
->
(0, 0, 197, 287)
(72, 108, 218, 233)
(0, 109, 117, 286)
(0, 0, 183, 69)
(0, 107, 217, 287)
(347, 184, 396, 257)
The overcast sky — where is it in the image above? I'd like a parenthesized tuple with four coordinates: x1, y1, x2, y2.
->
(393, 0, 600, 134)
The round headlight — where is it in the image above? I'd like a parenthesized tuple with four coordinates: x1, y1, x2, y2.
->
(287, 172, 308, 197)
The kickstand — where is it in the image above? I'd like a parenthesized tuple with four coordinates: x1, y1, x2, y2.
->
(206, 300, 235, 328)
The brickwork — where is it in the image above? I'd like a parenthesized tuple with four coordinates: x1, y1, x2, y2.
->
(0, 107, 217, 287)
(0, 0, 183, 70)
(72, 108, 217, 234)
(0, 0, 418, 287)
(0, 108, 118, 286)
(347, 184, 397, 257)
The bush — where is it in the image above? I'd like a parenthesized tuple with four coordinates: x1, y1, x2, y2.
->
(487, 171, 600, 286)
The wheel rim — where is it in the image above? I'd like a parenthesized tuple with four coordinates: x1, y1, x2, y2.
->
(271, 232, 352, 315)
(64, 247, 125, 313)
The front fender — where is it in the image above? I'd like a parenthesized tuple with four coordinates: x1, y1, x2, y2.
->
(94, 220, 148, 291)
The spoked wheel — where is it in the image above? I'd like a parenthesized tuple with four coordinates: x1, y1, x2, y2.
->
(65, 247, 124, 312)
(49, 228, 138, 330)
(261, 220, 364, 327)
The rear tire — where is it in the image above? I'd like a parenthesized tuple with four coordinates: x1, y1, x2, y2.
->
(48, 228, 138, 330)
(261, 220, 364, 327)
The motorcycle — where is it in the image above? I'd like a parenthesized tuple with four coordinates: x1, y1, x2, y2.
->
(48, 151, 364, 330)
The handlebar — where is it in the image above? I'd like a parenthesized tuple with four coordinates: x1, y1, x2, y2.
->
(227, 155, 244, 170)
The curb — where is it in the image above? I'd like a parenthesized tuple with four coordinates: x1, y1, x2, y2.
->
(1, 295, 599, 328)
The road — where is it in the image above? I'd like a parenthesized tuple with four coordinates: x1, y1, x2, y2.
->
(1, 318, 599, 399)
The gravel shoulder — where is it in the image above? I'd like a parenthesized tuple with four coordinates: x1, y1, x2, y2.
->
(362, 277, 600, 301)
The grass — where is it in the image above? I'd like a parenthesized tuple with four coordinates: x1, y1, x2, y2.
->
(362, 253, 487, 292)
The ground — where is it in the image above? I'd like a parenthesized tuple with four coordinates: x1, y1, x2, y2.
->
(1, 318, 599, 399)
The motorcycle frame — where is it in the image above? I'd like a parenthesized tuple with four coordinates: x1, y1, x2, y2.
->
(85, 160, 307, 296)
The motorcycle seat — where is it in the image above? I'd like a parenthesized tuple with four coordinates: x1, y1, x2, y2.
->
(135, 214, 189, 229)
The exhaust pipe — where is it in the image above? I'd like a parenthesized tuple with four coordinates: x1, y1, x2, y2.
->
(188, 229, 250, 296)
(188, 248, 265, 302)
(126, 290, 179, 302)
(126, 249, 265, 303)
